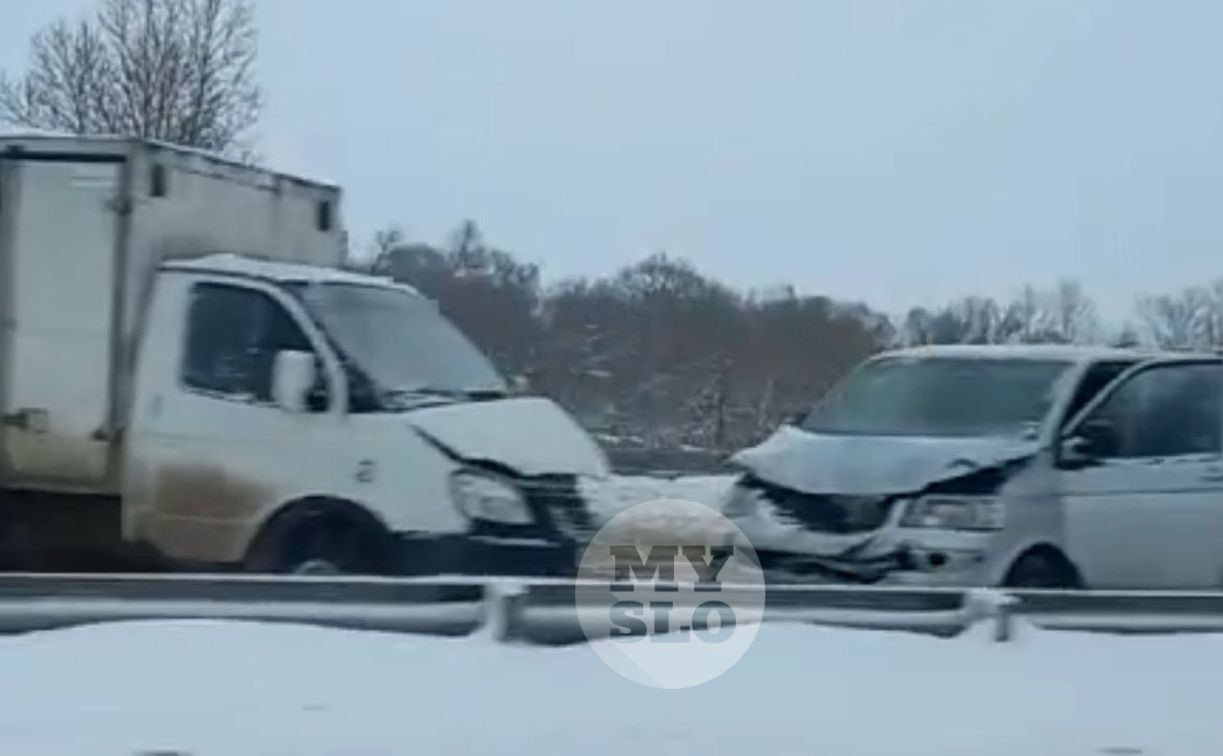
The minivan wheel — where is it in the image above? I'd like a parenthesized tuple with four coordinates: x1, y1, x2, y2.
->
(1002, 549, 1079, 589)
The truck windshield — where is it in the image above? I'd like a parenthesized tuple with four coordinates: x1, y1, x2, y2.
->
(290, 283, 507, 400)
(801, 357, 1072, 438)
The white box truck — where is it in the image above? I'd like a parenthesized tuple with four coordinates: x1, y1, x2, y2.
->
(0, 135, 607, 574)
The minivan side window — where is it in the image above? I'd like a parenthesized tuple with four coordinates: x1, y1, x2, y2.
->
(1062, 360, 1138, 424)
(181, 283, 321, 407)
(1076, 362, 1223, 459)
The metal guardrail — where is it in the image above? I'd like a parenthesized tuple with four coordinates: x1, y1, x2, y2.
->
(6, 574, 1223, 642)
(498, 582, 977, 643)
(0, 573, 486, 635)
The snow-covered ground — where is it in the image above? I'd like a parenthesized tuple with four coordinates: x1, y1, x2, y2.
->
(0, 617, 1219, 755)
(2, 474, 1212, 753)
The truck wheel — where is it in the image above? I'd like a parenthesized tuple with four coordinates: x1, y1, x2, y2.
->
(1002, 548, 1079, 589)
(245, 507, 389, 575)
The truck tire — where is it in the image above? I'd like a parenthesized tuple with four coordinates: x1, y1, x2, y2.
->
(1002, 548, 1080, 589)
(244, 501, 391, 575)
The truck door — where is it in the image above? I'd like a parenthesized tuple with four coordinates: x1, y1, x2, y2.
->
(0, 155, 123, 488)
(125, 277, 335, 563)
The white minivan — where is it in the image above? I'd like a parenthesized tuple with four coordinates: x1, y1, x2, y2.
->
(725, 345, 1223, 589)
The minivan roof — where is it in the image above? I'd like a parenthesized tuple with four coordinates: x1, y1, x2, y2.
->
(879, 343, 1192, 363)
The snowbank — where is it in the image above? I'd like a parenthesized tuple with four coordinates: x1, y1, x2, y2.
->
(0, 618, 1218, 755)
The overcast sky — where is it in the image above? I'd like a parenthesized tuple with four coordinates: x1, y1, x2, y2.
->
(6, 1, 1223, 319)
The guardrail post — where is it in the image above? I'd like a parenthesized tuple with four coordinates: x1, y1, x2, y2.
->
(485, 581, 529, 643)
(994, 596, 1015, 642)
(963, 589, 1019, 642)
(497, 591, 528, 642)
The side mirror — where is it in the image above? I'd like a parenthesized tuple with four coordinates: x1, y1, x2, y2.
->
(272, 350, 317, 413)
(1059, 418, 1118, 468)
(1058, 435, 1096, 468)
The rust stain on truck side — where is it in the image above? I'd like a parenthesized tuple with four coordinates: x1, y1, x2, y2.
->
(153, 466, 268, 519)
(136, 465, 272, 563)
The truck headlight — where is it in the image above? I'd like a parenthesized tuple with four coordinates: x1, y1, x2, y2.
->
(900, 496, 1004, 531)
(450, 470, 533, 525)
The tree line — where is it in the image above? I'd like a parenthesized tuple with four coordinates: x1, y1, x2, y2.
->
(357, 221, 1222, 454)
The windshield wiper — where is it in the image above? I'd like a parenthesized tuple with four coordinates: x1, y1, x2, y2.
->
(462, 388, 508, 401)
(379, 387, 461, 409)
(382, 386, 507, 406)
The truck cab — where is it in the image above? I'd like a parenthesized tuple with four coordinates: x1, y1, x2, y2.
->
(1, 135, 606, 573)
(125, 254, 606, 574)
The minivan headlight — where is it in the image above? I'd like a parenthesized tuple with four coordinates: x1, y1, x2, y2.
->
(900, 496, 1004, 531)
(450, 470, 533, 525)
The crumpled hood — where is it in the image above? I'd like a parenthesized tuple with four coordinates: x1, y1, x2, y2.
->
(406, 397, 610, 477)
(731, 425, 1040, 496)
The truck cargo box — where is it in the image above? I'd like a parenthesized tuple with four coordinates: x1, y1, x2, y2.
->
(0, 135, 345, 493)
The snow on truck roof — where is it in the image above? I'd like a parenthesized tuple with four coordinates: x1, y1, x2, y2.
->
(879, 343, 1191, 363)
(163, 254, 421, 294)
(0, 132, 338, 190)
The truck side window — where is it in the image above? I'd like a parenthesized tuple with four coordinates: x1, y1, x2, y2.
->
(1062, 360, 1136, 424)
(1077, 363, 1223, 459)
(182, 283, 321, 406)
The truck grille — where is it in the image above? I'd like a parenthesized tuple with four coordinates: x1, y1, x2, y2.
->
(746, 478, 895, 534)
(521, 476, 598, 542)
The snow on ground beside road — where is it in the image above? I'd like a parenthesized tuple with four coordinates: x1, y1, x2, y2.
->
(1, 618, 1220, 755)
(583, 474, 735, 519)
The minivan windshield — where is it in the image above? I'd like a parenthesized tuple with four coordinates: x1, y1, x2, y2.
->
(801, 356, 1073, 438)
(290, 282, 507, 400)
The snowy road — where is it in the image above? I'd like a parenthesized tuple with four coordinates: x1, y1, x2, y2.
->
(0, 618, 1217, 755)
(4, 474, 1214, 754)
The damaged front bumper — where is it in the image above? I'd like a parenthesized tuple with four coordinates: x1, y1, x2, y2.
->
(729, 484, 994, 586)
(396, 473, 597, 578)
(753, 543, 989, 586)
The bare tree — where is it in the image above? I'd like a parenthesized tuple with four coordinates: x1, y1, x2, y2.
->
(901, 296, 1003, 345)
(1, 0, 261, 154)
(1110, 322, 1142, 348)
(901, 307, 936, 346)
(1138, 282, 1223, 350)
(999, 285, 1044, 343)
(901, 281, 1099, 347)
(1047, 279, 1099, 344)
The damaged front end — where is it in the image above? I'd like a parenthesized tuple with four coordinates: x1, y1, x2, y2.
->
(725, 427, 1039, 585)
(403, 426, 603, 577)
(725, 476, 915, 583)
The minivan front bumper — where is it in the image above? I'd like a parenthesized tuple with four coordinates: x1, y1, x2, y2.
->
(734, 492, 997, 586)
(753, 539, 992, 586)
